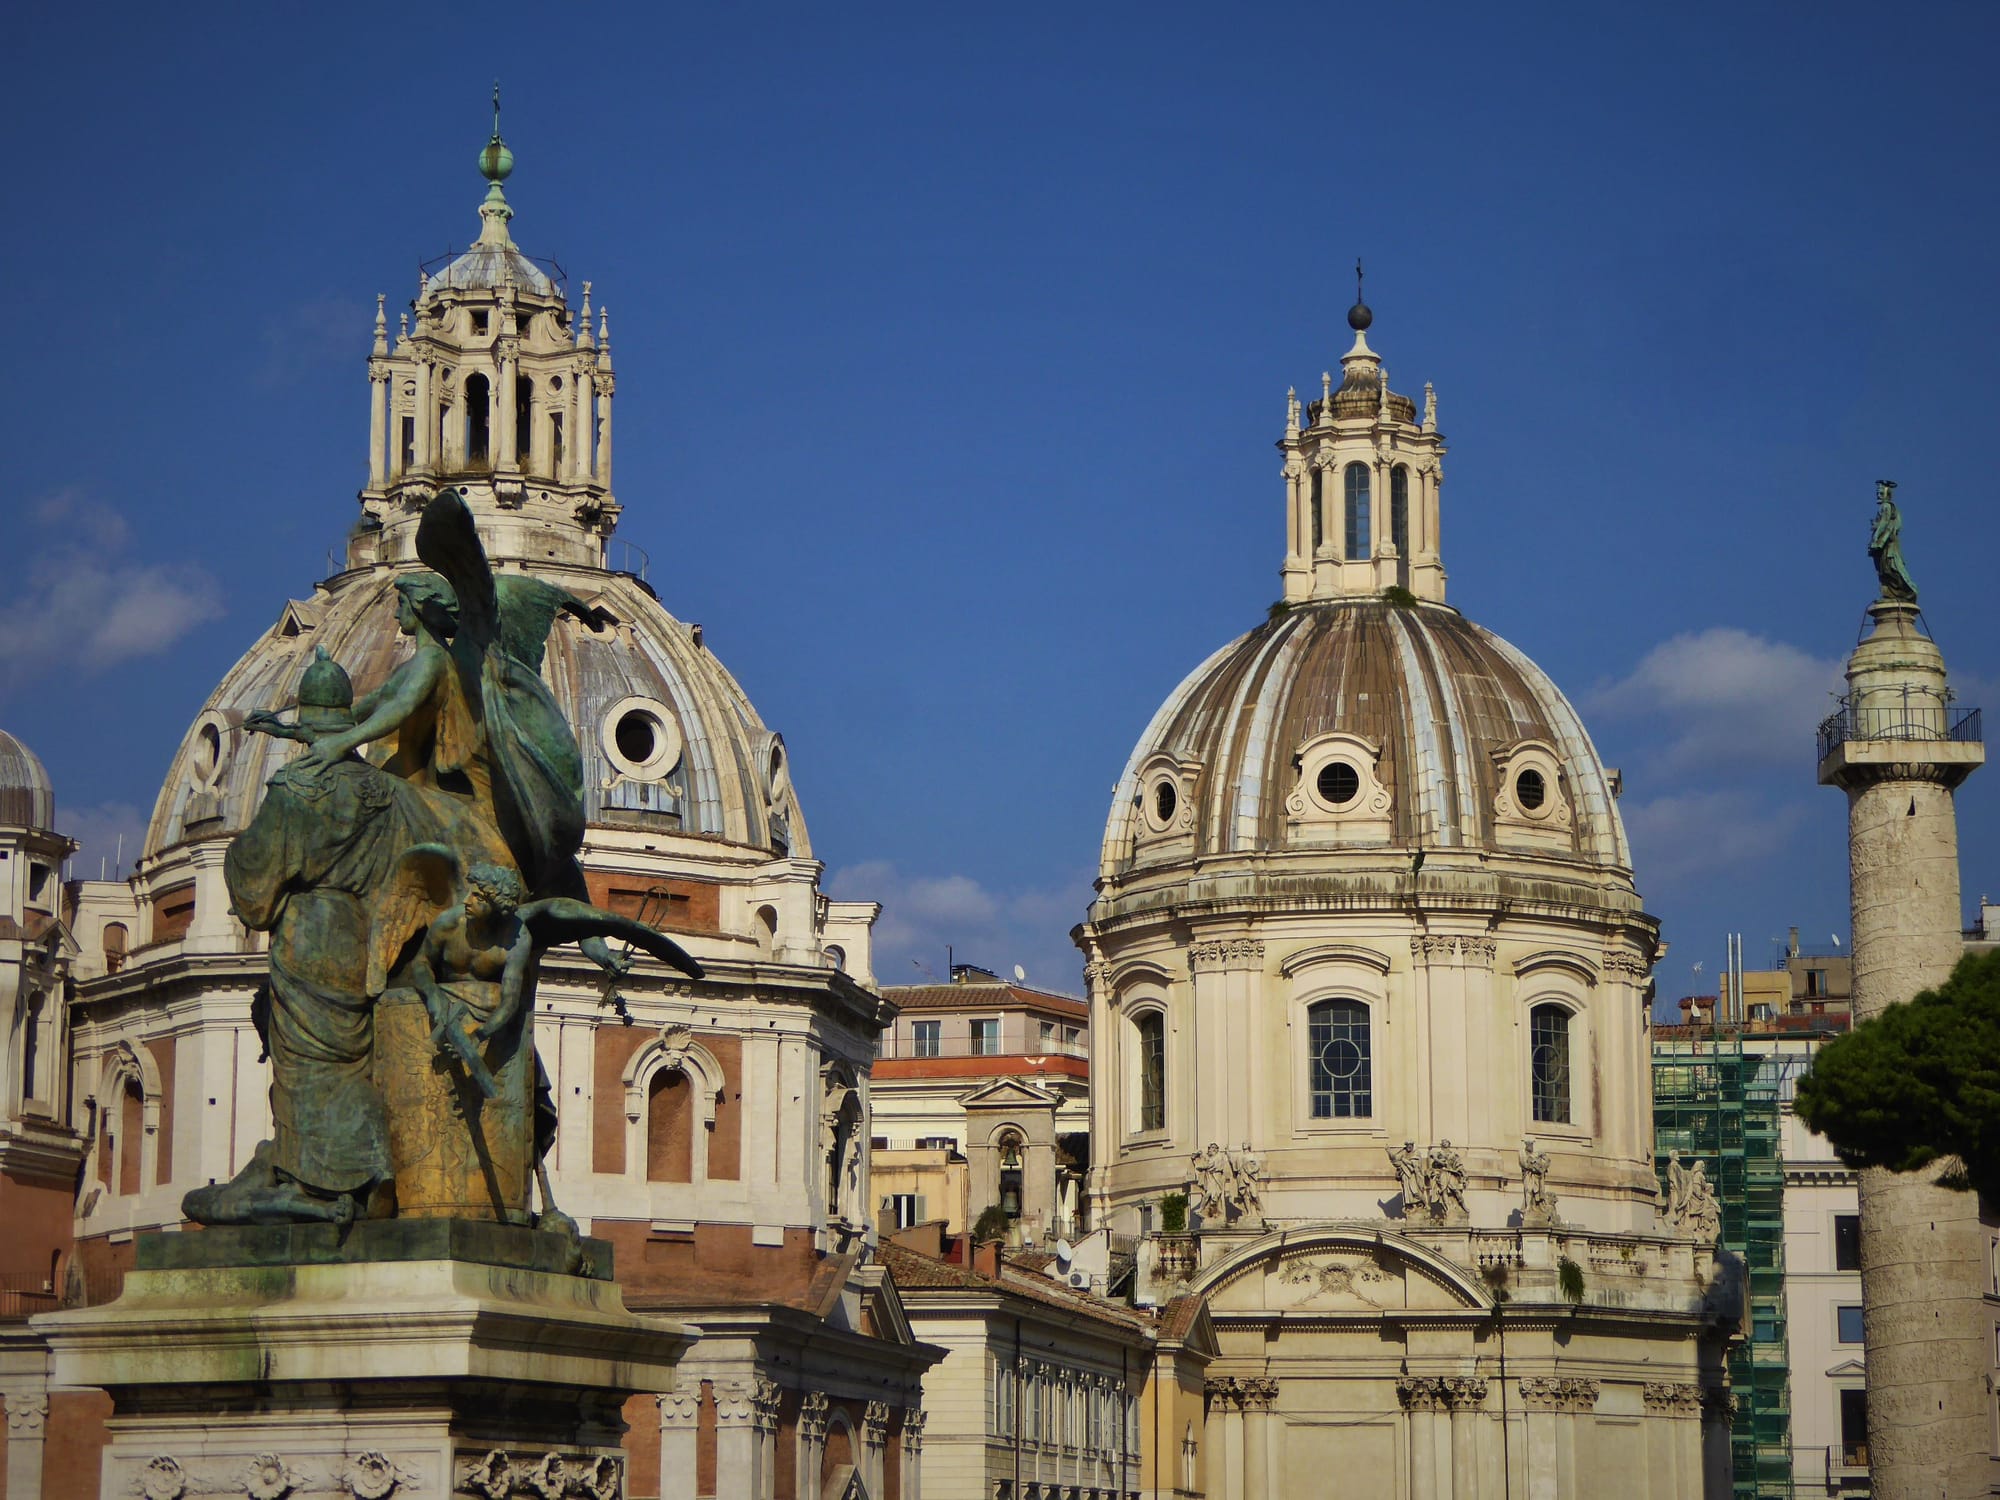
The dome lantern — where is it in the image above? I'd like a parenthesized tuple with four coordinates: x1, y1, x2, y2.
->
(1280, 281, 1446, 606)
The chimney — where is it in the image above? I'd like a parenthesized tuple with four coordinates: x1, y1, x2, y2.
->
(1788, 926, 1800, 958)
(973, 1239, 1003, 1279)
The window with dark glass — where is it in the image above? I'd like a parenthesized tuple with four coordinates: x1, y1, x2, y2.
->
(1834, 1213, 1861, 1271)
(1515, 768, 1547, 811)
(912, 1020, 940, 1058)
(970, 1018, 1000, 1056)
(1837, 1304, 1864, 1344)
(1343, 462, 1371, 560)
(1154, 780, 1177, 825)
(1308, 999, 1371, 1118)
(1310, 468, 1324, 551)
(515, 377, 534, 468)
(1530, 1004, 1571, 1123)
(1136, 1012, 1165, 1131)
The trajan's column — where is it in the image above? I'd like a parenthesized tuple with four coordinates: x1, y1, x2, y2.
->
(1816, 481, 1986, 1500)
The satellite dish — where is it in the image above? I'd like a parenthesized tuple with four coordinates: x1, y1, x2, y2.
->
(1013, 964, 1026, 982)
(1054, 1238, 1073, 1266)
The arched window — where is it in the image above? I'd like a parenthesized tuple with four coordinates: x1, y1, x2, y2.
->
(1135, 1011, 1166, 1131)
(1390, 464, 1411, 583)
(1530, 1004, 1572, 1123)
(646, 1068, 695, 1182)
(464, 373, 491, 465)
(997, 1129, 1025, 1219)
(1307, 999, 1371, 1118)
(1343, 462, 1371, 560)
(102, 923, 129, 974)
(118, 1076, 144, 1195)
(1310, 467, 1325, 551)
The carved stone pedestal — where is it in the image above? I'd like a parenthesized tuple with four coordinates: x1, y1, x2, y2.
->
(36, 1223, 696, 1500)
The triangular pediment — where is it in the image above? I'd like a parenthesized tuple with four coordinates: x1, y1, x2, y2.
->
(1825, 1358, 1865, 1378)
(274, 597, 326, 638)
(959, 1076, 1061, 1110)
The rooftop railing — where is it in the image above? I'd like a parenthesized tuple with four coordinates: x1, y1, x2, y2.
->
(1816, 698, 1981, 763)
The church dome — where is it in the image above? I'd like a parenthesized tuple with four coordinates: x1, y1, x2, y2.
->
(0, 729, 56, 831)
(1101, 597, 1629, 876)
(143, 564, 806, 864)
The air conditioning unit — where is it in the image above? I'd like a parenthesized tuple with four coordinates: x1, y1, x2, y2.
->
(1068, 1272, 1090, 1290)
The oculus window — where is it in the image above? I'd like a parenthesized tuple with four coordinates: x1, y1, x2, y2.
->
(1316, 760, 1361, 807)
(1530, 1004, 1571, 1123)
(1308, 999, 1371, 1118)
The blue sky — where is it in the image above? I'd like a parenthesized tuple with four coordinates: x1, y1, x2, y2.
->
(4, 4, 1996, 1003)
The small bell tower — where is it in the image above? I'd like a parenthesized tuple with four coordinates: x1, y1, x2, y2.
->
(355, 89, 619, 571)
(1278, 265, 1447, 604)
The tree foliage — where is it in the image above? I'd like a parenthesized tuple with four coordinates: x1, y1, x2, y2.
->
(1792, 950, 2000, 1201)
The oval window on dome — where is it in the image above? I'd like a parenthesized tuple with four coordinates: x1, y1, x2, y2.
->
(601, 696, 684, 782)
(1316, 760, 1361, 808)
(1515, 768, 1547, 811)
(1153, 780, 1178, 826)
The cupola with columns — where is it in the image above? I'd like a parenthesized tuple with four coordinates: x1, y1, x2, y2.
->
(356, 91, 618, 572)
(1279, 267, 1446, 604)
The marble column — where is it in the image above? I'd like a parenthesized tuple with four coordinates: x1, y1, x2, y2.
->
(4, 1390, 49, 1500)
(900, 1408, 925, 1500)
(861, 1400, 890, 1498)
(414, 359, 434, 471)
(596, 376, 615, 488)
(797, 1391, 830, 1498)
(715, 1380, 763, 1499)
(368, 360, 388, 490)
(1206, 1378, 1246, 1500)
(1445, 1377, 1488, 1500)
(659, 1390, 700, 1500)
(1240, 1378, 1277, 1499)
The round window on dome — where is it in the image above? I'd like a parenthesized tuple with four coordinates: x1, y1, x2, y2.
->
(1153, 780, 1178, 827)
(1515, 768, 1547, 812)
(614, 711, 657, 765)
(1316, 760, 1361, 808)
(601, 696, 684, 782)
(190, 723, 223, 787)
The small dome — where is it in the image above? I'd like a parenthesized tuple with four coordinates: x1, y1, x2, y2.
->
(0, 729, 55, 830)
(429, 243, 556, 296)
(146, 566, 806, 862)
(1101, 598, 1628, 873)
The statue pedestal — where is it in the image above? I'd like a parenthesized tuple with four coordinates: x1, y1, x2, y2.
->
(36, 1222, 696, 1500)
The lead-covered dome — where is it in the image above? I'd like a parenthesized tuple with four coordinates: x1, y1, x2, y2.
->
(0, 729, 56, 830)
(145, 564, 805, 863)
(1101, 597, 1629, 875)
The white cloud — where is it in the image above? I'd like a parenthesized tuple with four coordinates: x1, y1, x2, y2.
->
(58, 800, 149, 881)
(1620, 790, 1812, 891)
(0, 493, 222, 697)
(827, 860, 1093, 995)
(1590, 627, 1843, 774)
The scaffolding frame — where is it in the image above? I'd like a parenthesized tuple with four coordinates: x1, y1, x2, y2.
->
(1654, 1028, 1793, 1498)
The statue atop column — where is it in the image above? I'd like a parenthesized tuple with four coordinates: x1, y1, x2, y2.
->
(186, 489, 702, 1228)
(1869, 479, 1919, 604)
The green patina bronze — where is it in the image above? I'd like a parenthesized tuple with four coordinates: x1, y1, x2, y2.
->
(1870, 478, 1918, 604)
(186, 490, 701, 1230)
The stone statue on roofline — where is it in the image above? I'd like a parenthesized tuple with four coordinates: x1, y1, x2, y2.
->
(185, 490, 702, 1229)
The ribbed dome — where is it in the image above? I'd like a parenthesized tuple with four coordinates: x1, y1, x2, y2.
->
(0, 729, 56, 831)
(145, 564, 805, 862)
(1101, 598, 1629, 873)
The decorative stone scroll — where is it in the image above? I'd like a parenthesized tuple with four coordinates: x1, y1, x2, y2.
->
(1408, 935, 1495, 965)
(799, 1391, 832, 1444)
(1396, 1376, 1488, 1411)
(1188, 938, 1265, 973)
(902, 1409, 927, 1454)
(1204, 1376, 1278, 1410)
(1643, 1382, 1702, 1416)
(1700, 1388, 1738, 1424)
(4, 1392, 48, 1436)
(1517, 1378, 1599, 1413)
(753, 1378, 783, 1434)
(243, 1453, 304, 1500)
